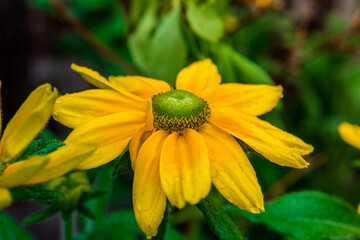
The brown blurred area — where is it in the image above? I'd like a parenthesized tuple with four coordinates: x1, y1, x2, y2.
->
(0, 0, 358, 239)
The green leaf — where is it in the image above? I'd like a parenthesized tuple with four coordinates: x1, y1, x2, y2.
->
(23, 208, 59, 225)
(0, 211, 34, 240)
(352, 159, 360, 168)
(226, 191, 360, 240)
(185, 1, 224, 42)
(211, 44, 273, 84)
(78, 205, 96, 220)
(164, 225, 186, 240)
(129, 3, 187, 86)
(112, 151, 131, 177)
(145, 6, 187, 85)
(11, 186, 65, 205)
(197, 196, 244, 240)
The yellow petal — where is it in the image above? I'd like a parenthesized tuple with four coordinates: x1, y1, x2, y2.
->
(129, 127, 153, 169)
(108, 75, 171, 100)
(133, 130, 168, 238)
(0, 84, 57, 162)
(198, 123, 264, 213)
(175, 59, 221, 95)
(160, 129, 211, 208)
(71, 64, 143, 101)
(65, 111, 146, 170)
(338, 122, 360, 150)
(20, 144, 95, 185)
(53, 89, 146, 129)
(0, 156, 49, 188)
(202, 84, 283, 116)
(0, 188, 12, 209)
(211, 108, 311, 168)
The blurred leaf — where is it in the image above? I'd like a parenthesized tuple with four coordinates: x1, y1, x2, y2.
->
(112, 151, 131, 177)
(226, 191, 360, 240)
(23, 208, 59, 225)
(129, 3, 187, 85)
(185, 1, 224, 42)
(78, 205, 96, 220)
(11, 186, 65, 205)
(75, 209, 141, 240)
(352, 159, 360, 168)
(0, 211, 34, 240)
(211, 43, 273, 84)
(164, 225, 186, 240)
(197, 196, 244, 240)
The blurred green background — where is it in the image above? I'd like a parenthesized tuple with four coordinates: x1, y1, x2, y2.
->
(0, 0, 359, 239)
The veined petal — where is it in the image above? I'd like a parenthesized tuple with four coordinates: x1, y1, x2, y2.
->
(133, 130, 168, 238)
(198, 124, 264, 213)
(338, 122, 360, 150)
(53, 89, 146, 129)
(175, 59, 221, 95)
(129, 127, 153, 169)
(0, 188, 12, 209)
(65, 111, 146, 170)
(71, 64, 143, 101)
(5, 144, 96, 185)
(108, 75, 171, 100)
(211, 108, 311, 169)
(0, 156, 49, 188)
(202, 84, 283, 116)
(160, 129, 211, 208)
(0, 84, 57, 162)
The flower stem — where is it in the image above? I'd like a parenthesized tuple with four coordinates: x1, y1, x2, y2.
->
(196, 196, 244, 240)
(64, 213, 72, 240)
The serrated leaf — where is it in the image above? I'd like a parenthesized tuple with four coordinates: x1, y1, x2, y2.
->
(185, 1, 224, 42)
(23, 208, 59, 225)
(226, 191, 360, 240)
(197, 196, 244, 240)
(112, 151, 131, 177)
(211, 43, 274, 84)
(0, 211, 34, 240)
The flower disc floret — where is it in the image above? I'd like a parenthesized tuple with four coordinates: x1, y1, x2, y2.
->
(152, 90, 210, 132)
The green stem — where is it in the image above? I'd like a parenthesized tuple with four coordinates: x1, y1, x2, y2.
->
(64, 213, 73, 240)
(196, 196, 244, 240)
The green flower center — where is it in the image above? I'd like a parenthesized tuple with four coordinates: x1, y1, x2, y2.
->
(152, 90, 210, 132)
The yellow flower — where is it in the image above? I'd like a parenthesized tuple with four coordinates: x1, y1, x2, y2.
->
(338, 122, 360, 150)
(53, 59, 313, 237)
(0, 83, 95, 209)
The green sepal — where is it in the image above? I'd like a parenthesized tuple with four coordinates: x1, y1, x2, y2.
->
(112, 151, 131, 177)
(11, 185, 65, 205)
(23, 207, 59, 225)
(196, 195, 244, 240)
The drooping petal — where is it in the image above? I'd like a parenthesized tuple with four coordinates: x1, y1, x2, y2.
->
(202, 84, 283, 116)
(71, 64, 143, 101)
(198, 124, 264, 213)
(0, 156, 49, 188)
(211, 108, 311, 168)
(5, 143, 96, 185)
(0, 188, 12, 209)
(338, 122, 360, 150)
(53, 89, 146, 129)
(108, 75, 171, 100)
(0, 84, 57, 162)
(160, 129, 211, 208)
(133, 130, 168, 238)
(65, 111, 146, 170)
(129, 127, 153, 169)
(175, 59, 221, 95)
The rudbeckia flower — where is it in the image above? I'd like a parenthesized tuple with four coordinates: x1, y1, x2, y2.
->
(0, 82, 95, 209)
(338, 122, 360, 214)
(53, 59, 313, 237)
(338, 122, 360, 150)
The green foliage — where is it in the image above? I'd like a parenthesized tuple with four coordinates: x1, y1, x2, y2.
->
(112, 151, 131, 177)
(197, 195, 244, 240)
(23, 208, 59, 225)
(11, 186, 65, 204)
(0, 212, 34, 240)
(185, 1, 224, 43)
(226, 191, 360, 240)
